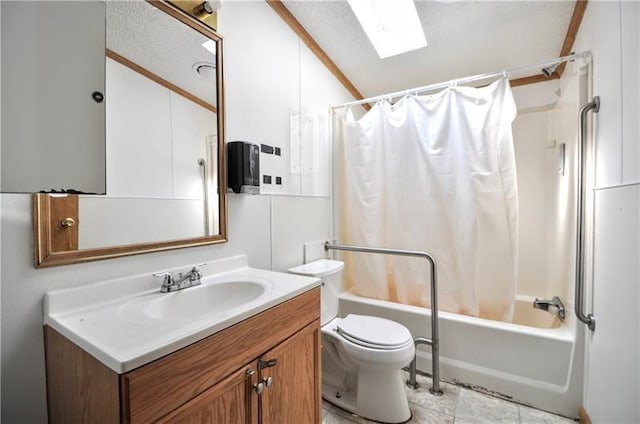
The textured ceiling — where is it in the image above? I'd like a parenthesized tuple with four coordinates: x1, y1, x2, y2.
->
(283, 0, 576, 100)
(106, 1, 217, 107)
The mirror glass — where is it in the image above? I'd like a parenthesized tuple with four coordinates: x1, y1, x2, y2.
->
(34, 1, 227, 267)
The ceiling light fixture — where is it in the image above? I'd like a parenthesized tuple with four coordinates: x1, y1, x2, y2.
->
(347, 0, 427, 59)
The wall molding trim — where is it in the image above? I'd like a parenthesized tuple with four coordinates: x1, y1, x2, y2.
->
(556, 0, 589, 78)
(107, 49, 217, 114)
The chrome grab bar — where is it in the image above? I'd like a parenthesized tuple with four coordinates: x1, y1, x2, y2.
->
(324, 242, 443, 396)
(198, 158, 211, 236)
(575, 97, 599, 331)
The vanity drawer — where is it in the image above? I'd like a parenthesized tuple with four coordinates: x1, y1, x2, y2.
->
(121, 287, 320, 423)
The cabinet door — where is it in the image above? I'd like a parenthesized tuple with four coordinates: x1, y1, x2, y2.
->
(157, 365, 259, 424)
(1, 1, 106, 194)
(260, 321, 321, 424)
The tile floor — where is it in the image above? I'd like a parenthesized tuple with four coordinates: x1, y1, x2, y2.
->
(322, 372, 577, 424)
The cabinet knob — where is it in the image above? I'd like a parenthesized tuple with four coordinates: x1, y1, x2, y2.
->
(252, 382, 264, 394)
(60, 217, 76, 228)
(91, 91, 105, 103)
(262, 376, 273, 388)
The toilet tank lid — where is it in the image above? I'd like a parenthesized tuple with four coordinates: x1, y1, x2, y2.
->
(288, 259, 344, 277)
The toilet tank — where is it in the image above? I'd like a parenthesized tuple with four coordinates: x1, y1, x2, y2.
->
(288, 259, 344, 326)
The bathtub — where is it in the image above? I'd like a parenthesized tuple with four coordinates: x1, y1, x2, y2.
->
(339, 291, 584, 418)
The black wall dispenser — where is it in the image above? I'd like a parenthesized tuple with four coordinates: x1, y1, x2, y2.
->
(227, 141, 260, 194)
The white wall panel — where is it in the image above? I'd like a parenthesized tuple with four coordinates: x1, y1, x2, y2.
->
(170, 92, 216, 199)
(586, 185, 640, 423)
(106, 59, 173, 197)
(78, 197, 205, 249)
(271, 195, 330, 272)
(575, 2, 640, 421)
(621, 1, 640, 183)
(220, 1, 300, 194)
(573, 2, 623, 188)
(299, 43, 355, 196)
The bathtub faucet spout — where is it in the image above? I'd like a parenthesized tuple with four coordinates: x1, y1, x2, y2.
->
(533, 296, 565, 321)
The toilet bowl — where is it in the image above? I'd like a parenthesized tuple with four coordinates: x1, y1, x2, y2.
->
(289, 259, 415, 424)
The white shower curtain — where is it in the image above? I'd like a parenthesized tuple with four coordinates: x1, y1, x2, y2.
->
(334, 78, 518, 322)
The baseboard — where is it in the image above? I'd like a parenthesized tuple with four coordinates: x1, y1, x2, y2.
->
(579, 406, 592, 424)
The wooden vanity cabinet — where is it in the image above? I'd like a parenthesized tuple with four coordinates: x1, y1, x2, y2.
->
(156, 361, 258, 424)
(45, 287, 321, 424)
(260, 322, 319, 424)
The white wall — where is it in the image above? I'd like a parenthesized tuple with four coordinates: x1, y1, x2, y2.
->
(221, 2, 339, 196)
(0, 1, 353, 422)
(106, 58, 173, 198)
(79, 197, 206, 248)
(271, 195, 330, 272)
(588, 185, 639, 422)
(573, 1, 640, 423)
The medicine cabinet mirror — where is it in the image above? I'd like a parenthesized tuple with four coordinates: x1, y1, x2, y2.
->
(33, 0, 227, 267)
(1, 1, 107, 193)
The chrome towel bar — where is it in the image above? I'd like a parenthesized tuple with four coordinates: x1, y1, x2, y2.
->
(575, 96, 599, 331)
(198, 158, 211, 236)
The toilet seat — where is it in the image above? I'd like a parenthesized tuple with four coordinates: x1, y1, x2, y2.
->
(336, 314, 413, 350)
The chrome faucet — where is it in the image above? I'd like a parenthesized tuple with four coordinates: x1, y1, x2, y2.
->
(533, 296, 565, 321)
(153, 264, 205, 293)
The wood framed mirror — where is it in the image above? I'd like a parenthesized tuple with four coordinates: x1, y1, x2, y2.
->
(33, 1, 227, 268)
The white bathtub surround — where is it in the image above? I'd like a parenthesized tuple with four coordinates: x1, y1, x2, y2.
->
(44, 255, 320, 373)
(333, 78, 519, 322)
(511, 63, 583, 304)
(322, 372, 575, 424)
(339, 291, 582, 417)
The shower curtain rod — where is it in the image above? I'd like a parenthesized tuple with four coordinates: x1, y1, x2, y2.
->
(331, 50, 591, 110)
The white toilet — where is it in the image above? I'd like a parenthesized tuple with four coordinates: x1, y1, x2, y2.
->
(289, 259, 415, 423)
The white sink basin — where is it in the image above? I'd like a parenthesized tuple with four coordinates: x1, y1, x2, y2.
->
(44, 256, 320, 373)
(145, 281, 267, 320)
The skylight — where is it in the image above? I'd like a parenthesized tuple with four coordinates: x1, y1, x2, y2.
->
(347, 0, 427, 59)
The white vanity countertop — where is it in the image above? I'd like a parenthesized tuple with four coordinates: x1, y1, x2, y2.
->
(43, 256, 320, 373)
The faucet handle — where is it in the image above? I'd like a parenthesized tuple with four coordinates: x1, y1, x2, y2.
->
(191, 263, 206, 279)
(152, 271, 175, 287)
